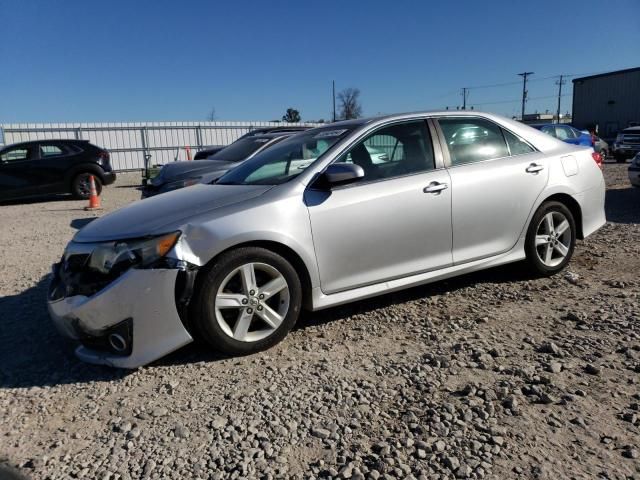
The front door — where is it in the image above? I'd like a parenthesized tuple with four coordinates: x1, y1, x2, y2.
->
(306, 120, 453, 294)
(0, 144, 38, 200)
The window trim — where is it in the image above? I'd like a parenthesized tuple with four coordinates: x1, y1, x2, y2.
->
(312, 118, 445, 191)
(432, 116, 539, 169)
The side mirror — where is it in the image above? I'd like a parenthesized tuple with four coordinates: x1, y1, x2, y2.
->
(318, 162, 364, 188)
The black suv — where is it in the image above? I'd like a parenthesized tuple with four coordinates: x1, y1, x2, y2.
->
(0, 139, 116, 201)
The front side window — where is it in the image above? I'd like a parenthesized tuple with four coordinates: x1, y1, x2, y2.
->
(438, 118, 509, 165)
(541, 125, 556, 137)
(338, 121, 434, 181)
(555, 126, 575, 140)
(216, 127, 355, 185)
(0, 146, 31, 163)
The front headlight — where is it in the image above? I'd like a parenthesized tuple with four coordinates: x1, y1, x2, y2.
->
(87, 232, 180, 274)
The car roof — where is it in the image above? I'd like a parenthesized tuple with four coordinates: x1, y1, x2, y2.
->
(0, 139, 91, 150)
(623, 126, 640, 132)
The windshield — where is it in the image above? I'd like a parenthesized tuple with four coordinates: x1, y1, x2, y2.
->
(216, 127, 354, 185)
(209, 137, 274, 162)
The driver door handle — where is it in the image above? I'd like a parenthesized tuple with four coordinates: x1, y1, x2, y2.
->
(526, 163, 544, 173)
(423, 181, 448, 194)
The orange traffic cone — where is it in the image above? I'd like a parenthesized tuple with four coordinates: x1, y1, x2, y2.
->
(185, 145, 192, 161)
(84, 175, 102, 211)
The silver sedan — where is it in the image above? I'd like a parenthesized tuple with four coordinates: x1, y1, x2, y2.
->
(47, 111, 606, 368)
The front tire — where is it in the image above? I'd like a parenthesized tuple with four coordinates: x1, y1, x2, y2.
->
(525, 201, 576, 276)
(193, 247, 302, 355)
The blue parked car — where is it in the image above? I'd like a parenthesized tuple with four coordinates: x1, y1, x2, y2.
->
(532, 124, 594, 147)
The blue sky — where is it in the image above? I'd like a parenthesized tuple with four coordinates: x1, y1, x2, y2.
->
(1, 0, 639, 123)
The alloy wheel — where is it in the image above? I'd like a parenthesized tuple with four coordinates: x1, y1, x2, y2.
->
(78, 174, 91, 197)
(535, 211, 572, 267)
(214, 262, 290, 342)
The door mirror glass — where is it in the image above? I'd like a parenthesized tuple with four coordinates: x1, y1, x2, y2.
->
(320, 162, 364, 187)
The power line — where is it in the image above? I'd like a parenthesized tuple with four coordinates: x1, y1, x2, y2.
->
(470, 93, 571, 107)
(518, 72, 534, 120)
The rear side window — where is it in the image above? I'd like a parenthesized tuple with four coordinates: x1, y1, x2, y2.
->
(40, 144, 66, 157)
(502, 129, 535, 155)
(438, 118, 509, 166)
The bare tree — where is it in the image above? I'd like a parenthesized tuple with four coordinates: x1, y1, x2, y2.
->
(282, 108, 301, 123)
(337, 88, 362, 120)
(207, 107, 217, 121)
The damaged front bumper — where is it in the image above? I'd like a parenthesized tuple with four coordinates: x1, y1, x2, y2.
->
(47, 265, 194, 369)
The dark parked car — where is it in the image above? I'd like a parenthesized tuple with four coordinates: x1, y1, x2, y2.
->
(0, 139, 116, 201)
(193, 126, 310, 160)
(142, 131, 299, 197)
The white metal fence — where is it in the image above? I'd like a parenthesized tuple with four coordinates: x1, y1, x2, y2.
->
(0, 121, 320, 171)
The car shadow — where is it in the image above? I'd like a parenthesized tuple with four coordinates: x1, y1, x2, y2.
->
(605, 187, 640, 224)
(296, 262, 535, 330)
(0, 194, 74, 206)
(0, 262, 534, 388)
(0, 275, 126, 389)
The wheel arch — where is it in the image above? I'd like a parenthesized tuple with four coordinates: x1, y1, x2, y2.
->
(538, 193, 584, 239)
(193, 239, 314, 310)
(64, 163, 106, 189)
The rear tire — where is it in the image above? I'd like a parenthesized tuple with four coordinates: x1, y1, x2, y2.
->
(192, 247, 302, 355)
(72, 173, 102, 199)
(525, 201, 576, 276)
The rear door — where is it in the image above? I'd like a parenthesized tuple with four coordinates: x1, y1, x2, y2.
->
(436, 117, 549, 264)
(0, 144, 38, 200)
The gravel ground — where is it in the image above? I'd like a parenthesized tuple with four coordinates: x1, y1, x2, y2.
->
(0, 165, 639, 480)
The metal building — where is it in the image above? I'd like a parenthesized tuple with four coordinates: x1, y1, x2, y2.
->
(572, 67, 640, 140)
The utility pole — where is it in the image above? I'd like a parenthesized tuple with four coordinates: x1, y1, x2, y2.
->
(461, 87, 468, 110)
(518, 72, 534, 121)
(332, 80, 336, 122)
(555, 75, 565, 124)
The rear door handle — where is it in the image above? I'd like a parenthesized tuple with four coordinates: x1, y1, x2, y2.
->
(526, 163, 544, 173)
(423, 181, 448, 194)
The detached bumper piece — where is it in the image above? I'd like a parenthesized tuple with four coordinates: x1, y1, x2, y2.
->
(48, 265, 193, 369)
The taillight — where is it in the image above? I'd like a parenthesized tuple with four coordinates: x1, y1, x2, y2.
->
(592, 151, 603, 169)
(98, 151, 110, 164)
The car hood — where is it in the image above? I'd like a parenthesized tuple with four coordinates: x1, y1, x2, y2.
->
(153, 160, 235, 185)
(74, 183, 273, 242)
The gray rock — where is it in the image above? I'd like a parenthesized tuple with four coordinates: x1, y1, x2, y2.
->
(585, 364, 601, 375)
(311, 427, 331, 439)
(444, 455, 460, 471)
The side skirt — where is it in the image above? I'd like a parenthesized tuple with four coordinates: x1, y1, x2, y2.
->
(310, 241, 526, 311)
